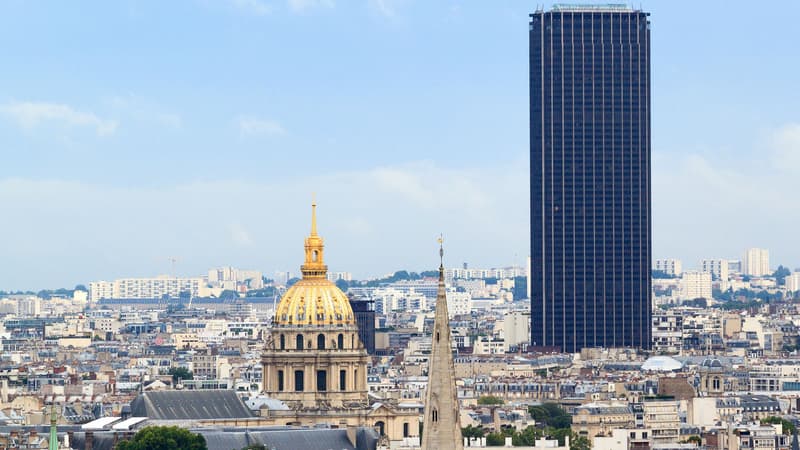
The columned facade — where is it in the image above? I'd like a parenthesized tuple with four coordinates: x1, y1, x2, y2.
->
(260, 203, 418, 444)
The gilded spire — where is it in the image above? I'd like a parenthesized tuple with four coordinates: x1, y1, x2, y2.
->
(311, 195, 318, 236)
(301, 200, 327, 279)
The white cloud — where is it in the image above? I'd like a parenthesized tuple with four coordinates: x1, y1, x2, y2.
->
(769, 123, 800, 172)
(229, 223, 255, 246)
(288, 0, 334, 13)
(0, 159, 528, 290)
(0, 101, 117, 136)
(652, 124, 800, 266)
(230, 0, 272, 15)
(368, 0, 402, 18)
(106, 94, 183, 129)
(237, 116, 286, 137)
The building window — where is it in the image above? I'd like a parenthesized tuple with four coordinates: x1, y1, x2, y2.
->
(403, 422, 410, 437)
(338, 334, 344, 349)
(277, 370, 284, 391)
(340, 370, 347, 390)
(312, 250, 319, 262)
(317, 334, 326, 349)
(296, 334, 304, 350)
(294, 370, 304, 391)
(317, 370, 327, 392)
(280, 334, 285, 350)
(432, 409, 438, 422)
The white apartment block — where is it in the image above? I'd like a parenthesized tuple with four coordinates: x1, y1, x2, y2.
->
(446, 266, 525, 280)
(701, 259, 729, 281)
(17, 297, 41, 317)
(446, 291, 472, 318)
(786, 272, 800, 293)
(208, 267, 263, 289)
(503, 311, 530, 351)
(654, 259, 682, 276)
(743, 248, 770, 277)
(680, 271, 712, 300)
(327, 271, 353, 282)
(89, 276, 204, 302)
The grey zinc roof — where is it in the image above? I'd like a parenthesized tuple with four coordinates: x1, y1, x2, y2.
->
(129, 390, 254, 420)
(69, 427, 379, 450)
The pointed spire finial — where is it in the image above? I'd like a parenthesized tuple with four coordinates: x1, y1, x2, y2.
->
(311, 194, 318, 236)
(437, 234, 444, 274)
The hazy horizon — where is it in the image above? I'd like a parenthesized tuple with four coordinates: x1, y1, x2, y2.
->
(2, 0, 799, 290)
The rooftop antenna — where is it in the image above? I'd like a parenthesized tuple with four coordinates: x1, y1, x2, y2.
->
(167, 256, 179, 278)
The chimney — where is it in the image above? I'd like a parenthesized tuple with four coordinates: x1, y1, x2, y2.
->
(346, 426, 358, 447)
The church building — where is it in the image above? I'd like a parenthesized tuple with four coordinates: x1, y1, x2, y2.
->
(260, 203, 419, 444)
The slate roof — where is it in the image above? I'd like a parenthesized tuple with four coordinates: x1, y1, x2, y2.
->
(69, 426, 380, 450)
(129, 390, 254, 420)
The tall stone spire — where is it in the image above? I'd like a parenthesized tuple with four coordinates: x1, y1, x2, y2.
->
(422, 237, 463, 450)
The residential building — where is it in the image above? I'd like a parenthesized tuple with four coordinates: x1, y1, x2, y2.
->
(89, 276, 205, 302)
(529, 4, 652, 352)
(655, 259, 682, 277)
(743, 248, 770, 277)
(679, 271, 712, 301)
(642, 400, 679, 444)
(701, 259, 729, 281)
(503, 311, 531, 351)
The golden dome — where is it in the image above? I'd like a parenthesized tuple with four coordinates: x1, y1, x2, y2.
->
(274, 202, 355, 326)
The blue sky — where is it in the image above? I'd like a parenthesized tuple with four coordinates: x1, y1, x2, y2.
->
(1, 0, 799, 290)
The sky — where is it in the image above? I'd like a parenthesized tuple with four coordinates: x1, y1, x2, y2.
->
(1, 0, 799, 290)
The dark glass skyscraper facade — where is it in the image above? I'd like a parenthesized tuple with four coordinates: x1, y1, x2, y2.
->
(529, 5, 651, 352)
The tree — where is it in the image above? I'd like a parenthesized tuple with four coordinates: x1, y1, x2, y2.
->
(761, 416, 796, 435)
(528, 403, 572, 429)
(652, 270, 676, 279)
(168, 367, 193, 384)
(477, 395, 504, 406)
(684, 435, 702, 446)
(335, 279, 349, 292)
(485, 432, 506, 446)
(773, 265, 791, 285)
(116, 426, 207, 450)
(461, 425, 485, 438)
(512, 426, 542, 446)
(74, 284, 88, 292)
(570, 432, 591, 450)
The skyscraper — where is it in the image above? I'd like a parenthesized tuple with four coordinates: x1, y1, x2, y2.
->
(529, 4, 651, 352)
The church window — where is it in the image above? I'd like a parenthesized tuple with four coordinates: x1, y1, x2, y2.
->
(317, 334, 326, 349)
(294, 370, 304, 391)
(337, 334, 344, 349)
(340, 370, 347, 390)
(432, 409, 438, 422)
(277, 370, 284, 391)
(279, 334, 285, 350)
(317, 370, 327, 392)
(296, 334, 304, 350)
(436, 332, 440, 342)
